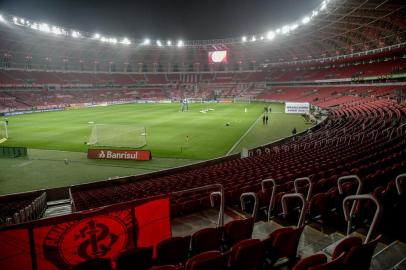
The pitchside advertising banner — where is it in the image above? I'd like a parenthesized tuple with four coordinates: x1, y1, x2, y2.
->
(285, 102, 310, 114)
(88, 149, 152, 161)
(0, 196, 171, 270)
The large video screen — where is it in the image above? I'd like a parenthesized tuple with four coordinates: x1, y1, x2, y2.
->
(208, 51, 228, 64)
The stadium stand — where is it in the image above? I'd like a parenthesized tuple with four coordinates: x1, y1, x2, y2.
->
(1, 0, 406, 269)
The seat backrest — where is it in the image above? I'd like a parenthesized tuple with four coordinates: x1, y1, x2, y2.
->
(191, 227, 223, 255)
(228, 239, 263, 270)
(223, 218, 253, 247)
(271, 226, 304, 259)
(150, 265, 177, 270)
(292, 254, 327, 270)
(185, 250, 226, 270)
(310, 252, 345, 270)
(71, 258, 112, 270)
(343, 235, 381, 270)
(156, 235, 191, 265)
(332, 236, 362, 259)
(116, 246, 153, 270)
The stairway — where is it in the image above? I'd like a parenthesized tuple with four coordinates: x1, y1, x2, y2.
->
(43, 199, 72, 218)
(371, 241, 406, 270)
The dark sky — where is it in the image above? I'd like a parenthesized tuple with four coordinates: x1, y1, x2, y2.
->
(0, 0, 320, 40)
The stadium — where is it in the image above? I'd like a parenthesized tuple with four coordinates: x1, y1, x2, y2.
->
(0, 0, 405, 269)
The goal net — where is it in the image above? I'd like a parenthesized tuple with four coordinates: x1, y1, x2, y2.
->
(187, 98, 204, 103)
(0, 121, 8, 142)
(88, 124, 147, 148)
(233, 96, 252, 103)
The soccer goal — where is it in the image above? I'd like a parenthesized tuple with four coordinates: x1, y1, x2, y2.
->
(233, 96, 252, 103)
(87, 124, 147, 148)
(0, 121, 8, 142)
(187, 98, 204, 103)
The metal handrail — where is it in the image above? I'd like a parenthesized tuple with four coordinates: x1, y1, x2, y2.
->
(338, 175, 363, 219)
(240, 192, 258, 221)
(338, 175, 362, 195)
(294, 177, 313, 202)
(343, 194, 381, 243)
(281, 193, 306, 228)
(172, 184, 224, 227)
(261, 178, 277, 222)
(395, 173, 406, 196)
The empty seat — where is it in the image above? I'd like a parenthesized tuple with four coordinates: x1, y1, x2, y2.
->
(191, 227, 224, 255)
(228, 239, 264, 270)
(293, 252, 345, 270)
(223, 218, 254, 248)
(156, 236, 191, 266)
(116, 246, 153, 270)
(71, 258, 112, 270)
(263, 226, 304, 266)
(341, 235, 381, 270)
(185, 250, 226, 270)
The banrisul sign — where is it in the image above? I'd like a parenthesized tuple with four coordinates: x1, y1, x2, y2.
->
(87, 149, 151, 161)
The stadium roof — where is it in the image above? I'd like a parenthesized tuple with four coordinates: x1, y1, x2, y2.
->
(0, 0, 405, 70)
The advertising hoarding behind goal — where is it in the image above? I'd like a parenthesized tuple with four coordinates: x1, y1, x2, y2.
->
(285, 102, 310, 114)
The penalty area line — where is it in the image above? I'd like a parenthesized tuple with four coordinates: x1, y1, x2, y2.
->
(226, 113, 264, 156)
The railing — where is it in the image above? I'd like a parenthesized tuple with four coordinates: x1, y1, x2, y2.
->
(171, 184, 225, 227)
(261, 179, 277, 222)
(240, 192, 258, 221)
(343, 194, 381, 243)
(281, 193, 306, 228)
(395, 173, 406, 196)
(294, 177, 313, 202)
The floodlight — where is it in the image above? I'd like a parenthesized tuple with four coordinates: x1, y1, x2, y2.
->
(167, 40, 172, 46)
(31, 23, 38, 30)
(312, 10, 319, 17)
(156, 40, 162, 47)
(302, 16, 310, 24)
(71, 31, 80, 38)
(93, 33, 101, 39)
(0, 15, 5, 23)
(177, 40, 184, 47)
(290, 24, 298, 31)
(12, 17, 17, 23)
(109, 38, 117, 44)
(242, 36, 247, 42)
(52, 26, 63, 35)
(39, 23, 51, 33)
(260, 36, 264, 40)
(267, 31, 275, 40)
(281, 25, 290, 34)
(120, 37, 131, 45)
(320, 1, 327, 11)
(143, 38, 151, 45)
(100, 37, 108, 42)
(276, 28, 281, 34)
(251, 36, 256, 42)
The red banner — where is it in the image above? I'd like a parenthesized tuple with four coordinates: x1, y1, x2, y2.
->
(0, 229, 32, 270)
(0, 197, 170, 270)
(87, 149, 151, 161)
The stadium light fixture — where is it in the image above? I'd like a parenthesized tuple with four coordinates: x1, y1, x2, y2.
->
(177, 40, 184, 47)
(312, 10, 319, 17)
(260, 36, 264, 40)
(93, 33, 101, 39)
(0, 14, 5, 23)
(266, 31, 275, 40)
(251, 36, 256, 42)
(12, 17, 17, 23)
(39, 23, 51, 33)
(100, 36, 108, 42)
(167, 40, 172, 46)
(242, 36, 247, 42)
(281, 25, 290, 34)
(302, 16, 310, 24)
(143, 38, 151, 45)
(109, 38, 118, 44)
(120, 37, 131, 45)
(31, 22, 38, 30)
(290, 24, 298, 31)
(71, 31, 81, 38)
(20, 18, 25, 24)
(156, 40, 162, 47)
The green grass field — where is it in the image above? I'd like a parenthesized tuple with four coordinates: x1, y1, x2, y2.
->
(0, 102, 312, 194)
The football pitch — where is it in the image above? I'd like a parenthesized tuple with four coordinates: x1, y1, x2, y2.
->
(0, 102, 312, 194)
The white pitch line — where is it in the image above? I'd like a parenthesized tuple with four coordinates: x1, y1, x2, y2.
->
(226, 113, 265, 156)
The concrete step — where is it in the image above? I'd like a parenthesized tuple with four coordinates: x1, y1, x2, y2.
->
(44, 201, 72, 218)
(371, 241, 406, 270)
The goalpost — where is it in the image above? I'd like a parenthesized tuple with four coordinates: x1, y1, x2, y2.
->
(187, 98, 204, 103)
(233, 96, 252, 103)
(87, 124, 147, 148)
(0, 121, 8, 142)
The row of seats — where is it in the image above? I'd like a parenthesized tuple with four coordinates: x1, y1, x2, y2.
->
(1, 192, 47, 225)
